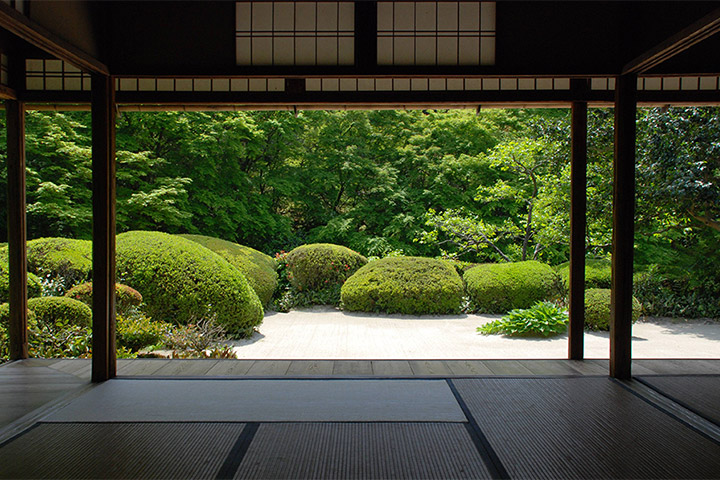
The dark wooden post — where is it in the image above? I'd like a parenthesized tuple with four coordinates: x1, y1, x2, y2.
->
(91, 73, 117, 382)
(610, 74, 637, 379)
(6, 98, 28, 360)
(569, 79, 588, 360)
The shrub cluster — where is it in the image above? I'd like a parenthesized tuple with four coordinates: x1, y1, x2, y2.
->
(341, 256, 464, 315)
(584, 288, 642, 330)
(464, 261, 560, 313)
(0, 264, 42, 303)
(556, 258, 612, 290)
(65, 282, 143, 315)
(285, 244, 367, 291)
(25, 238, 92, 293)
(27, 296, 92, 328)
(116, 231, 263, 336)
(180, 234, 278, 306)
(116, 314, 169, 352)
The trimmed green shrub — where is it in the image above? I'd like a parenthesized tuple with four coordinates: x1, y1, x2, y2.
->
(556, 258, 612, 290)
(0, 238, 93, 294)
(464, 261, 560, 314)
(477, 301, 568, 337)
(585, 288, 642, 331)
(0, 302, 37, 329)
(180, 234, 277, 306)
(27, 296, 92, 328)
(117, 314, 169, 352)
(116, 231, 263, 336)
(0, 265, 42, 303)
(286, 243, 367, 291)
(65, 282, 143, 316)
(341, 256, 464, 315)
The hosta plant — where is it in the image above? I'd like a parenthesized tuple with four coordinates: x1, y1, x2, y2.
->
(477, 301, 568, 337)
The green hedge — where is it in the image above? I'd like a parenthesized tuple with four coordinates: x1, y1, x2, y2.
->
(180, 234, 277, 306)
(117, 314, 169, 352)
(341, 256, 464, 315)
(116, 231, 263, 336)
(286, 243, 367, 291)
(585, 288, 642, 331)
(0, 238, 94, 294)
(556, 258, 612, 290)
(0, 265, 42, 303)
(0, 303, 36, 329)
(65, 282, 143, 315)
(464, 261, 560, 313)
(27, 296, 92, 328)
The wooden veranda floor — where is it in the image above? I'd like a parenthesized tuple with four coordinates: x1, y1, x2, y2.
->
(1, 358, 719, 479)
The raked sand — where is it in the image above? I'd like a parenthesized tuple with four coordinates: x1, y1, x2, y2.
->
(231, 306, 720, 360)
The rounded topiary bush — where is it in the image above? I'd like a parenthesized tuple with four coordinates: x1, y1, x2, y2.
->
(464, 261, 560, 313)
(341, 256, 464, 315)
(556, 258, 612, 290)
(27, 296, 92, 328)
(0, 302, 36, 329)
(179, 234, 278, 306)
(0, 266, 42, 303)
(116, 231, 263, 336)
(65, 282, 143, 315)
(24, 238, 92, 292)
(286, 243, 367, 291)
(585, 288, 642, 331)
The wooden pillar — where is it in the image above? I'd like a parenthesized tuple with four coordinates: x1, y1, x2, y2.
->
(6, 98, 28, 360)
(91, 73, 117, 382)
(610, 74, 637, 379)
(569, 80, 588, 360)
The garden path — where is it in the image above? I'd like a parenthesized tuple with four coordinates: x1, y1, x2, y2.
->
(231, 306, 720, 359)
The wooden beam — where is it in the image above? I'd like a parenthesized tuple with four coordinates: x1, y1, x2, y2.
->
(610, 74, 637, 379)
(6, 98, 27, 360)
(0, 1, 109, 75)
(0, 84, 18, 101)
(91, 73, 116, 383)
(623, 8, 720, 74)
(568, 79, 588, 360)
(355, 2, 377, 71)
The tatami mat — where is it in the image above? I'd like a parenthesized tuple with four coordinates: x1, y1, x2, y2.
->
(235, 422, 492, 479)
(44, 379, 466, 422)
(637, 375, 720, 426)
(0, 422, 245, 479)
(452, 377, 720, 479)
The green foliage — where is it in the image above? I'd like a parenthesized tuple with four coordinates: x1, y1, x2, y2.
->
(556, 258, 612, 290)
(285, 243, 367, 291)
(0, 265, 42, 302)
(27, 296, 92, 328)
(633, 267, 720, 318)
(180, 234, 278, 306)
(341, 256, 464, 315)
(116, 314, 169, 352)
(116, 231, 263, 336)
(477, 302, 568, 337)
(464, 261, 560, 313)
(65, 282, 143, 316)
(0, 303, 36, 329)
(584, 288, 642, 331)
(19, 238, 92, 294)
(28, 318, 93, 358)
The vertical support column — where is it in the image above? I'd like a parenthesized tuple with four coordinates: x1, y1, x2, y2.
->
(6, 98, 28, 360)
(569, 80, 588, 360)
(610, 74, 637, 379)
(354, 1, 377, 71)
(91, 73, 117, 382)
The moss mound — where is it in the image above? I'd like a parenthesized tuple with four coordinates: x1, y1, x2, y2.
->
(556, 258, 612, 290)
(286, 243, 367, 291)
(585, 288, 642, 331)
(27, 296, 92, 328)
(65, 282, 143, 315)
(116, 231, 263, 336)
(464, 261, 560, 313)
(180, 234, 277, 306)
(341, 256, 464, 315)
